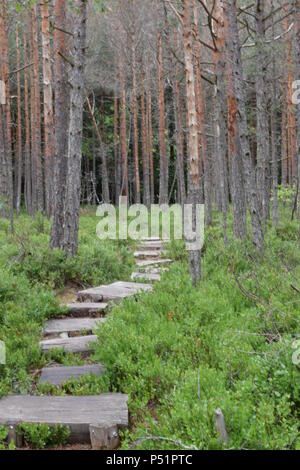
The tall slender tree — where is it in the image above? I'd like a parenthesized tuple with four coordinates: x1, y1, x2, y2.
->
(225, 0, 264, 250)
(0, 0, 14, 232)
(50, 0, 70, 249)
(31, 4, 43, 213)
(15, 24, 22, 216)
(41, 0, 54, 217)
(63, 0, 88, 257)
(157, 31, 168, 204)
(23, 27, 31, 215)
(193, 1, 212, 226)
(131, 18, 141, 203)
(182, 0, 202, 283)
(119, 53, 128, 198)
(224, 2, 247, 240)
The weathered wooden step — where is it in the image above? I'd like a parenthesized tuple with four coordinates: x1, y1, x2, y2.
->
(40, 335, 98, 354)
(0, 394, 128, 444)
(64, 302, 108, 317)
(139, 236, 170, 242)
(134, 250, 166, 258)
(39, 364, 106, 386)
(44, 318, 106, 336)
(77, 281, 152, 303)
(131, 272, 161, 282)
(137, 241, 165, 250)
(136, 259, 172, 268)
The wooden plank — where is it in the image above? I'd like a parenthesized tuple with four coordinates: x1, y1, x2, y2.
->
(0, 394, 128, 444)
(64, 302, 108, 317)
(137, 241, 165, 250)
(77, 281, 152, 302)
(131, 272, 161, 282)
(136, 259, 172, 268)
(39, 364, 106, 386)
(44, 318, 105, 336)
(111, 281, 153, 290)
(139, 236, 170, 242)
(40, 335, 98, 354)
(134, 250, 165, 258)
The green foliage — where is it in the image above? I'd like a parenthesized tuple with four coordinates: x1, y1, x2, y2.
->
(18, 423, 70, 449)
(0, 212, 133, 398)
(0, 425, 8, 450)
(0, 209, 299, 449)
(7, 213, 133, 288)
(36, 373, 110, 397)
(92, 219, 300, 450)
(277, 185, 296, 206)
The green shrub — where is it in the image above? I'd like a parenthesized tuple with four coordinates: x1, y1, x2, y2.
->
(92, 227, 300, 449)
(18, 423, 70, 449)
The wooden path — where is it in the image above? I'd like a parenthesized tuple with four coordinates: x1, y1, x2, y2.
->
(0, 237, 171, 449)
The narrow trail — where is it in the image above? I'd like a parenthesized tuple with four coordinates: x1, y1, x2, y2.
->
(0, 237, 171, 449)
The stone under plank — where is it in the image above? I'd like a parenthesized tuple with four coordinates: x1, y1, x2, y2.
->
(77, 281, 152, 303)
(39, 364, 106, 386)
(0, 394, 128, 444)
(64, 302, 108, 317)
(44, 318, 106, 336)
(131, 272, 161, 282)
(40, 335, 98, 354)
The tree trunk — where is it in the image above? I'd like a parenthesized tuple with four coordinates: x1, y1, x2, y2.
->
(31, 5, 43, 213)
(173, 30, 186, 205)
(146, 60, 155, 204)
(29, 18, 36, 213)
(85, 96, 110, 203)
(193, 1, 212, 226)
(294, 1, 300, 234)
(225, 0, 264, 251)
(131, 21, 140, 203)
(63, 0, 87, 257)
(15, 25, 22, 216)
(0, 0, 14, 232)
(140, 65, 150, 207)
(224, 2, 247, 240)
(284, 11, 297, 185)
(182, 0, 202, 284)
(50, 0, 70, 249)
(213, 0, 228, 244)
(114, 93, 121, 204)
(270, 1, 278, 227)
(119, 54, 128, 198)
(41, 0, 54, 217)
(255, 0, 270, 224)
(281, 64, 288, 186)
(157, 31, 168, 204)
(23, 28, 32, 215)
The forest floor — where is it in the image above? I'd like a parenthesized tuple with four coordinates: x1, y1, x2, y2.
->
(0, 206, 299, 450)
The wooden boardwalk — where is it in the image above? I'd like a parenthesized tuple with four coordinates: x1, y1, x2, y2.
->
(39, 364, 106, 386)
(0, 395, 128, 443)
(0, 238, 171, 449)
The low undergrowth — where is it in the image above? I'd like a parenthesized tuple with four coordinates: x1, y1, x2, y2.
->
(17, 423, 70, 449)
(0, 211, 134, 397)
(0, 208, 299, 449)
(91, 213, 300, 450)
